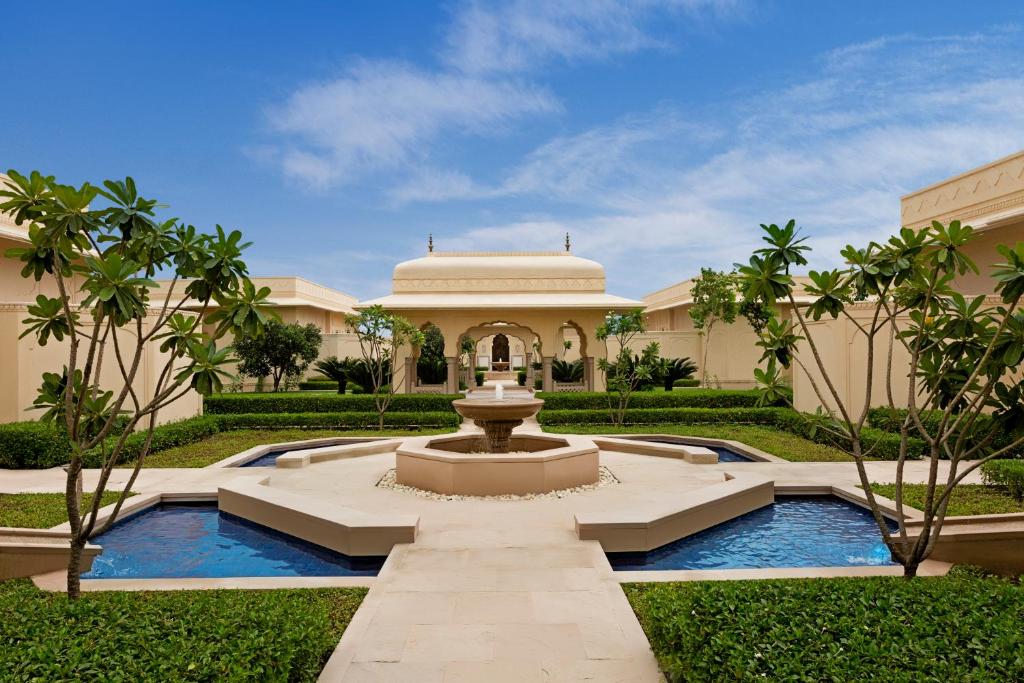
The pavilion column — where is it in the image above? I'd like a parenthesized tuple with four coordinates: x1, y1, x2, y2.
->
(526, 352, 535, 389)
(584, 356, 595, 391)
(446, 356, 459, 393)
(542, 356, 554, 392)
(404, 356, 415, 393)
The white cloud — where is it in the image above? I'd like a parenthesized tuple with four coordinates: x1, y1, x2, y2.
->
(267, 61, 559, 189)
(443, 0, 745, 74)
(438, 29, 1024, 296)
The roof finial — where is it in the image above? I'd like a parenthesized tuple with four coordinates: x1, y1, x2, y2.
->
(428, 234, 434, 253)
(565, 232, 571, 252)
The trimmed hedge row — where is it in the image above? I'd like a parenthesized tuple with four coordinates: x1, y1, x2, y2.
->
(538, 406, 925, 460)
(536, 389, 767, 411)
(213, 412, 460, 431)
(868, 407, 1022, 456)
(297, 380, 338, 391)
(83, 416, 222, 468)
(625, 577, 1024, 682)
(0, 422, 71, 469)
(0, 580, 365, 681)
(205, 393, 461, 414)
(982, 459, 1024, 501)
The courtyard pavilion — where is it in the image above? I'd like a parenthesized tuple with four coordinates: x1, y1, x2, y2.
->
(358, 247, 642, 393)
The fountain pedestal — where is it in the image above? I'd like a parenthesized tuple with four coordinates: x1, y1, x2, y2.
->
(451, 396, 544, 453)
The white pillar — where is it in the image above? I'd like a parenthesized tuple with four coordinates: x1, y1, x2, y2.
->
(542, 356, 554, 392)
(446, 357, 459, 393)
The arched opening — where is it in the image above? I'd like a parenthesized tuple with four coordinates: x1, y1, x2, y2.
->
(415, 323, 447, 388)
(490, 333, 510, 371)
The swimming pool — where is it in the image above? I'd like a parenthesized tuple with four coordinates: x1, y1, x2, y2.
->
(239, 438, 374, 467)
(607, 496, 896, 570)
(84, 503, 385, 578)
(627, 436, 755, 462)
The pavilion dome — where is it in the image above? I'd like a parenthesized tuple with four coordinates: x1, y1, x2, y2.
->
(391, 251, 606, 294)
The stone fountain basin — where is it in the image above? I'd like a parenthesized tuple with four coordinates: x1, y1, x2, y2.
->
(451, 397, 544, 422)
(395, 434, 599, 496)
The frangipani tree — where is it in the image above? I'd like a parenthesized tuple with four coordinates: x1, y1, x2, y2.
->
(597, 309, 659, 425)
(2, 170, 273, 598)
(738, 219, 1024, 577)
(344, 305, 423, 430)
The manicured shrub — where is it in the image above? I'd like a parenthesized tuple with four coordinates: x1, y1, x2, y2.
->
(981, 459, 1024, 501)
(517, 370, 527, 386)
(297, 379, 337, 391)
(625, 577, 1024, 682)
(84, 416, 222, 467)
(673, 378, 700, 388)
(536, 389, 769, 411)
(0, 580, 365, 681)
(475, 371, 485, 387)
(204, 393, 460, 414)
(0, 422, 71, 469)
(537, 406, 924, 459)
(213, 411, 460, 430)
(867, 406, 1021, 457)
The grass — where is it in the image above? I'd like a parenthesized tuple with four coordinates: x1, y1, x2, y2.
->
(544, 423, 856, 462)
(626, 576, 1024, 682)
(0, 491, 133, 528)
(869, 483, 1024, 516)
(0, 579, 365, 681)
(124, 428, 451, 468)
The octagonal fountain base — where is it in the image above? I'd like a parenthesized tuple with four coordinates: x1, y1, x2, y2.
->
(395, 433, 600, 496)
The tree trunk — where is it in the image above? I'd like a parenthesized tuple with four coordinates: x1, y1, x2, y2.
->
(903, 563, 919, 578)
(67, 537, 85, 599)
(378, 411, 385, 431)
(272, 372, 282, 392)
(701, 325, 712, 388)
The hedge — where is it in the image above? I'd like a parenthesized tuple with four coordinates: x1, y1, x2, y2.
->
(625, 577, 1024, 682)
(868, 407, 1022, 457)
(205, 393, 460, 414)
(535, 389, 768, 411)
(213, 411, 460, 430)
(672, 378, 700, 388)
(297, 380, 338, 391)
(0, 422, 71, 469)
(981, 459, 1024, 501)
(83, 416, 222, 468)
(0, 579, 365, 681)
(538, 406, 925, 460)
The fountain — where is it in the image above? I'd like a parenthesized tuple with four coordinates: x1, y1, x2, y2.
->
(394, 385, 599, 495)
(450, 385, 544, 453)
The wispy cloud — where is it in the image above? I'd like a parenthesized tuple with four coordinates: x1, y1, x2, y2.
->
(443, 0, 745, 74)
(439, 29, 1024, 295)
(261, 0, 741, 189)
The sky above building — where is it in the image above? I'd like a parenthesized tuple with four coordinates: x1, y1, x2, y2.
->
(3, 1, 1024, 298)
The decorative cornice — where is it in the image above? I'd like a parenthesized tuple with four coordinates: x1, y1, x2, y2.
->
(393, 277, 605, 293)
(901, 151, 1024, 228)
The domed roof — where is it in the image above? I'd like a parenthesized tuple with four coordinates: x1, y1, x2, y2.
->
(392, 251, 605, 293)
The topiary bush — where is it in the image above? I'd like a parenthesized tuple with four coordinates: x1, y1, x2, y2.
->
(204, 393, 460, 414)
(0, 422, 72, 469)
(537, 406, 924, 460)
(517, 370, 527, 386)
(981, 459, 1024, 501)
(212, 411, 460, 430)
(536, 389, 769, 411)
(475, 371, 485, 387)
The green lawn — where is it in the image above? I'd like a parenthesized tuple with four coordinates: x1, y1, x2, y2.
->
(869, 483, 1024, 516)
(0, 491, 134, 528)
(626, 577, 1024, 682)
(124, 428, 451, 468)
(544, 423, 855, 462)
(0, 580, 365, 681)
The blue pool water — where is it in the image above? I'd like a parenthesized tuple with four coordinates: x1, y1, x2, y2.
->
(630, 436, 754, 462)
(608, 496, 897, 570)
(83, 504, 384, 578)
(239, 438, 373, 467)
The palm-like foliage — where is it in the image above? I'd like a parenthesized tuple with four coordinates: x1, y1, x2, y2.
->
(552, 359, 584, 383)
(314, 356, 359, 394)
(658, 357, 697, 391)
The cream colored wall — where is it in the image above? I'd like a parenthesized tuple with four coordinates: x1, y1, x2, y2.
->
(954, 220, 1024, 295)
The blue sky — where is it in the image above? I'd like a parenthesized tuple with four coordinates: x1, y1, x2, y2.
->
(3, 1, 1024, 298)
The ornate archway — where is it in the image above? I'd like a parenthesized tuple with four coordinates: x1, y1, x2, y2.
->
(491, 333, 510, 370)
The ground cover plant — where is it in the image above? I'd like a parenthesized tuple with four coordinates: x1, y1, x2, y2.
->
(2, 170, 274, 597)
(626, 577, 1024, 682)
(131, 428, 450, 468)
(0, 580, 365, 681)
(740, 219, 1024, 575)
(870, 482, 1024, 516)
(0, 491, 131, 528)
(543, 423, 857, 462)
